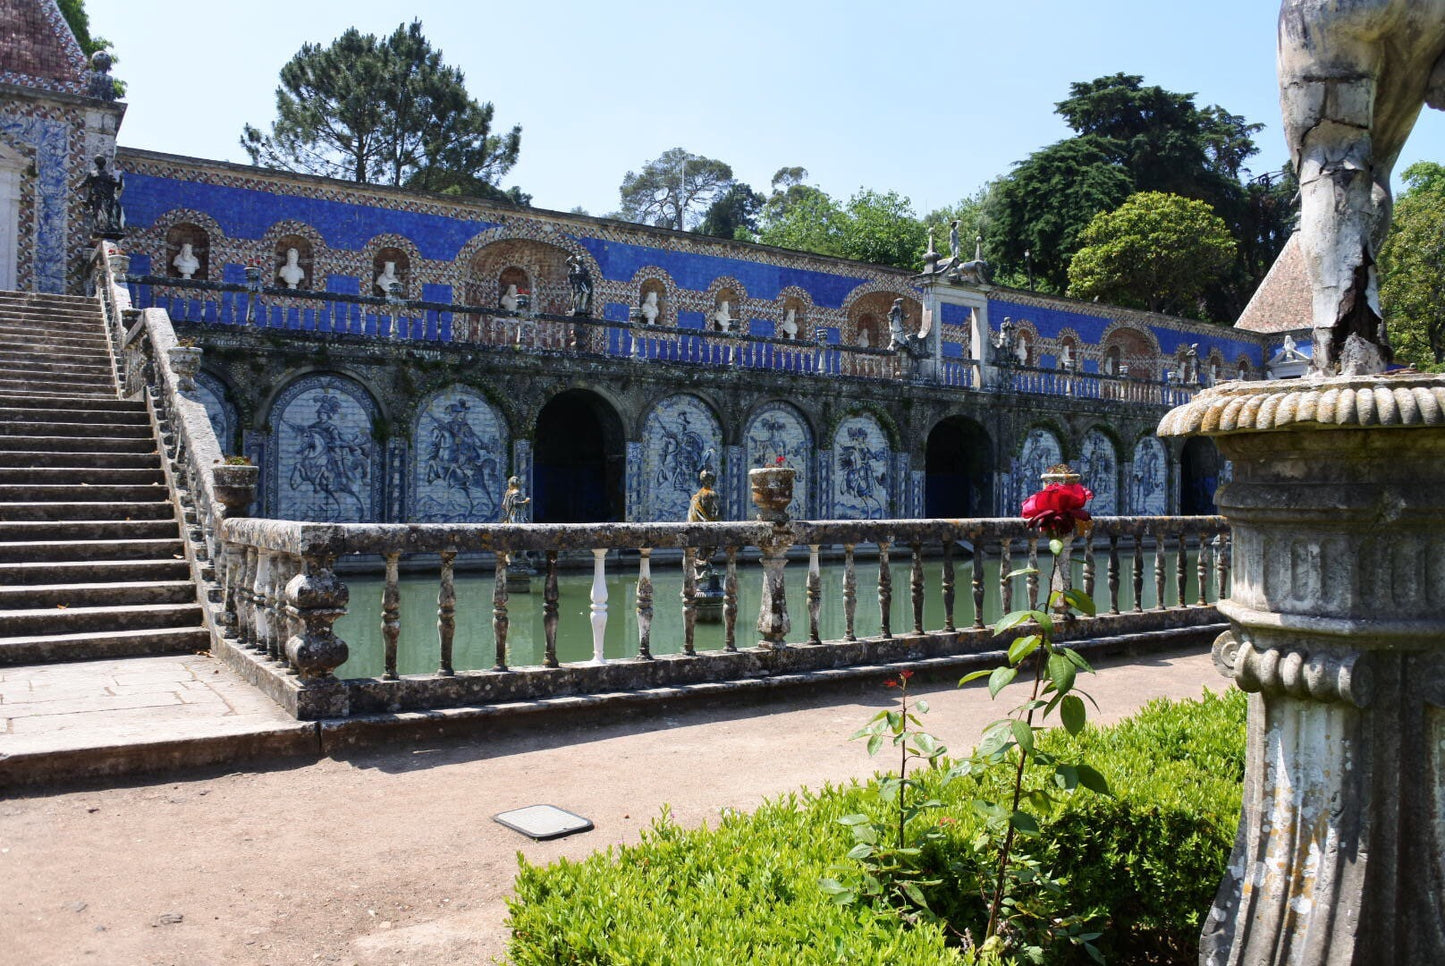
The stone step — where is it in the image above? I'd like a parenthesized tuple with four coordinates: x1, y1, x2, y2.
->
(0, 499, 173, 521)
(0, 312, 105, 330)
(0, 354, 113, 377)
(0, 464, 163, 483)
(0, 420, 152, 439)
(0, 362, 112, 381)
(0, 405, 149, 427)
(0, 580, 197, 609)
(0, 376, 116, 397)
(0, 519, 180, 542)
(0, 434, 156, 454)
(0, 291, 99, 308)
(0, 393, 141, 413)
(0, 537, 184, 563)
(0, 340, 111, 363)
(0, 449, 161, 469)
(0, 558, 192, 585)
(0, 482, 169, 502)
(0, 330, 110, 351)
(0, 602, 202, 637)
(0, 626, 209, 665)
(0, 303, 104, 320)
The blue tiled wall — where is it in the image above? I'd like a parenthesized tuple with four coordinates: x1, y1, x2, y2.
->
(990, 298, 1265, 366)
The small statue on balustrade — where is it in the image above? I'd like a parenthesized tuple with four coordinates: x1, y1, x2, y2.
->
(687, 468, 723, 591)
(83, 155, 125, 239)
(502, 476, 531, 523)
(566, 255, 593, 316)
(994, 317, 1017, 366)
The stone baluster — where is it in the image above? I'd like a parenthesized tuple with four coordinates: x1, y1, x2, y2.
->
(876, 540, 892, 639)
(756, 525, 793, 649)
(1132, 530, 1145, 612)
(1153, 527, 1166, 611)
(1215, 532, 1230, 600)
(1197, 534, 1210, 607)
(681, 548, 697, 656)
(942, 541, 956, 633)
(1025, 537, 1040, 611)
(1000, 537, 1014, 613)
(1176, 532, 1188, 607)
(1083, 537, 1096, 604)
(265, 553, 287, 664)
(589, 549, 608, 664)
(248, 550, 270, 655)
(438, 550, 457, 676)
(636, 548, 654, 660)
(543, 550, 560, 668)
(239, 547, 260, 650)
(1108, 534, 1121, 614)
(491, 552, 509, 671)
(381, 552, 400, 680)
(806, 544, 822, 644)
(910, 540, 925, 635)
(283, 551, 349, 692)
(723, 546, 739, 652)
(842, 543, 857, 641)
(971, 539, 985, 629)
(272, 555, 300, 670)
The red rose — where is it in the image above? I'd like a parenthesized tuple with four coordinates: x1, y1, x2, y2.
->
(1021, 483, 1093, 538)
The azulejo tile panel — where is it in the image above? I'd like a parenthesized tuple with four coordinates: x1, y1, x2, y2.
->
(270, 376, 382, 522)
(1079, 430, 1119, 515)
(1131, 436, 1169, 515)
(410, 387, 509, 523)
(831, 415, 891, 520)
(744, 402, 812, 519)
(642, 394, 721, 522)
(1011, 428, 1063, 512)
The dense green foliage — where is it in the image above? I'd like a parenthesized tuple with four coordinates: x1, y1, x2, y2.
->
(506, 689, 1246, 965)
(1381, 162, 1445, 370)
(619, 148, 735, 230)
(58, 0, 107, 57)
(983, 73, 1293, 320)
(241, 21, 524, 203)
(1067, 192, 1238, 315)
(697, 182, 765, 239)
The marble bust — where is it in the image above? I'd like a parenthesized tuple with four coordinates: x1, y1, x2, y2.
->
(277, 247, 305, 289)
(712, 299, 733, 332)
(173, 243, 199, 279)
(375, 260, 401, 296)
(500, 283, 520, 313)
(779, 307, 799, 339)
(640, 290, 660, 325)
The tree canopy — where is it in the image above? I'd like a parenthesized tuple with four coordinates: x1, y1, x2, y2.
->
(1380, 162, 1445, 370)
(697, 183, 764, 240)
(618, 149, 734, 230)
(240, 21, 524, 204)
(58, 0, 108, 57)
(1066, 192, 1237, 316)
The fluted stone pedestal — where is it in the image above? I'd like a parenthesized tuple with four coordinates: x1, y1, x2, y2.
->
(1159, 372, 1445, 965)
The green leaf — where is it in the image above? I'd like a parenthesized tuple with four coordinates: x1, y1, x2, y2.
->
(988, 665, 1018, 699)
(900, 880, 931, 908)
(1061, 647, 1095, 673)
(1008, 634, 1043, 664)
(1075, 763, 1111, 796)
(837, 813, 869, 826)
(1011, 719, 1035, 754)
(914, 699, 929, 714)
(959, 667, 996, 686)
(992, 609, 1035, 634)
(1048, 652, 1077, 693)
(846, 842, 875, 860)
(1060, 694, 1087, 734)
(817, 877, 848, 895)
(866, 732, 884, 757)
(1010, 810, 1041, 835)
(1063, 588, 1097, 616)
(1005, 566, 1038, 579)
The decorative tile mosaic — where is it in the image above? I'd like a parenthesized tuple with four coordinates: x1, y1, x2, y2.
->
(1078, 430, 1119, 515)
(641, 394, 721, 522)
(193, 370, 235, 455)
(269, 375, 382, 522)
(1130, 436, 1168, 515)
(744, 402, 812, 520)
(831, 415, 891, 520)
(410, 386, 509, 523)
(1011, 428, 1063, 512)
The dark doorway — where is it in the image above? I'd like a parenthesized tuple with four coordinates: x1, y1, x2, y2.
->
(925, 417, 993, 517)
(534, 390, 626, 522)
(1180, 437, 1222, 515)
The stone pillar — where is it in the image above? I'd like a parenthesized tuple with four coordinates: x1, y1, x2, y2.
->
(1158, 373, 1445, 965)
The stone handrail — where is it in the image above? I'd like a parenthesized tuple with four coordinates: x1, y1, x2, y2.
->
(1001, 362, 1200, 407)
(218, 513, 1229, 720)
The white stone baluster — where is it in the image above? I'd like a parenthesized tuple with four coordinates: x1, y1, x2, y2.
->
(589, 548, 608, 664)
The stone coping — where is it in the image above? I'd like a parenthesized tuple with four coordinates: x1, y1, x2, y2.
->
(1158, 371, 1445, 437)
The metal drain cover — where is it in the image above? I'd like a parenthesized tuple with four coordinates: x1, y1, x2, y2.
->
(493, 804, 594, 840)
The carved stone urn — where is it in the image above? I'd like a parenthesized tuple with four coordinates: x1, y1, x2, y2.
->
(210, 462, 258, 518)
(748, 466, 796, 523)
(167, 344, 202, 392)
(1158, 371, 1445, 965)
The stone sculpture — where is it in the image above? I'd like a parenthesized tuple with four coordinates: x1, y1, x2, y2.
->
(500, 283, 520, 313)
(172, 243, 199, 280)
(1058, 344, 1073, 370)
(886, 298, 908, 350)
(1279, 0, 1445, 374)
(501, 476, 531, 523)
(277, 248, 305, 289)
(712, 299, 734, 333)
(566, 255, 593, 316)
(640, 290, 660, 325)
(374, 261, 401, 297)
(779, 307, 799, 340)
(948, 219, 961, 260)
(686, 468, 721, 523)
(82, 155, 125, 239)
(994, 317, 1017, 365)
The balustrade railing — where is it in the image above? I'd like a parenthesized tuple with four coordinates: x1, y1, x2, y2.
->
(1000, 363, 1199, 406)
(220, 514, 1229, 719)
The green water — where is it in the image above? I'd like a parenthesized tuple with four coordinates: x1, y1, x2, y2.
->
(330, 548, 1220, 679)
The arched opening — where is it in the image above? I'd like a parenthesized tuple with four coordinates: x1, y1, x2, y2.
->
(497, 266, 530, 310)
(372, 246, 410, 297)
(467, 239, 571, 313)
(848, 291, 922, 347)
(533, 390, 625, 522)
(925, 417, 993, 517)
(273, 234, 313, 290)
(165, 223, 210, 280)
(1180, 437, 1222, 515)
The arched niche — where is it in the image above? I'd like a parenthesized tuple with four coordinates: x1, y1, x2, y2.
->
(1101, 325, 1157, 380)
(497, 266, 530, 310)
(1181, 437, 1224, 515)
(778, 296, 806, 339)
(165, 223, 210, 280)
(745, 402, 812, 518)
(372, 247, 410, 297)
(925, 416, 992, 517)
(832, 414, 891, 520)
(273, 234, 313, 290)
(847, 291, 922, 348)
(412, 387, 510, 523)
(856, 313, 882, 348)
(467, 239, 571, 314)
(711, 287, 741, 332)
(638, 278, 668, 326)
(194, 372, 237, 457)
(271, 375, 380, 522)
(642, 394, 722, 521)
(1079, 429, 1119, 515)
(1131, 437, 1169, 515)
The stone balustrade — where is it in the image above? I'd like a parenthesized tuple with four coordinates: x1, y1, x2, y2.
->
(218, 513, 1229, 720)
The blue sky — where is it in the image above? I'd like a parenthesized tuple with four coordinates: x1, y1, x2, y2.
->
(89, 0, 1445, 218)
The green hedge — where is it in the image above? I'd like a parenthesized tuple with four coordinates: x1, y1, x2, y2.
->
(505, 689, 1246, 965)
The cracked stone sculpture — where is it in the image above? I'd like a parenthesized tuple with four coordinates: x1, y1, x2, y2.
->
(1279, 0, 1445, 375)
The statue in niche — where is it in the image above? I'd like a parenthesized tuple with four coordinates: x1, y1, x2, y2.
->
(172, 243, 200, 280)
(712, 299, 734, 332)
(286, 394, 370, 521)
(1175, 343, 1200, 383)
(374, 260, 402, 297)
(82, 156, 125, 238)
(422, 399, 499, 520)
(500, 283, 520, 313)
(886, 298, 908, 349)
(1279, 0, 1445, 375)
(1015, 336, 1030, 366)
(277, 248, 305, 290)
(640, 290, 660, 325)
(566, 255, 593, 316)
(1059, 344, 1074, 370)
(779, 307, 799, 339)
(993, 317, 1017, 365)
(857, 327, 871, 348)
(502, 476, 531, 523)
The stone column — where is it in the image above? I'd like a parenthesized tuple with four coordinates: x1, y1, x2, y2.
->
(1158, 373, 1445, 965)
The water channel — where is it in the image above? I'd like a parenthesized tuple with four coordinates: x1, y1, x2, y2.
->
(331, 548, 1219, 678)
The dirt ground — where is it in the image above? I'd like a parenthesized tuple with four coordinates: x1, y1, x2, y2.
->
(2, 646, 1221, 966)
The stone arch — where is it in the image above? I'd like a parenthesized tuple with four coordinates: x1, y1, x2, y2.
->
(703, 275, 748, 333)
(629, 265, 678, 327)
(1130, 435, 1169, 515)
(1078, 427, 1120, 515)
(1181, 436, 1223, 515)
(832, 412, 893, 519)
(744, 401, 813, 519)
(1055, 327, 1083, 370)
(775, 285, 814, 340)
(1235, 354, 1254, 380)
(360, 233, 422, 298)
(465, 237, 577, 314)
(409, 386, 511, 523)
(641, 393, 723, 522)
(164, 223, 212, 281)
(194, 370, 238, 456)
(924, 414, 993, 518)
(1100, 321, 1162, 380)
(1011, 318, 1040, 367)
(534, 387, 626, 523)
(149, 208, 223, 281)
(1206, 348, 1227, 385)
(269, 373, 383, 522)
(842, 285, 922, 348)
(261, 220, 325, 291)
(1010, 426, 1064, 511)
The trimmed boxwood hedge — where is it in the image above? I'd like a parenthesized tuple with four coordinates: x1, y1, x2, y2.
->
(505, 689, 1246, 965)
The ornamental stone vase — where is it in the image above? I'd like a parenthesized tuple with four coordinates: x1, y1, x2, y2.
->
(167, 344, 202, 392)
(1157, 371, 1445, 966)
(210, 463, 258, 517)
(748, 467, 796, 523)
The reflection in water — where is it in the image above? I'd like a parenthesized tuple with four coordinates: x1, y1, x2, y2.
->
(333, 550, 1214, 679)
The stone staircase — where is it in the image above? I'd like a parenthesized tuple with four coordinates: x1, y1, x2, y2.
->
(0, 290, 208, 664)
